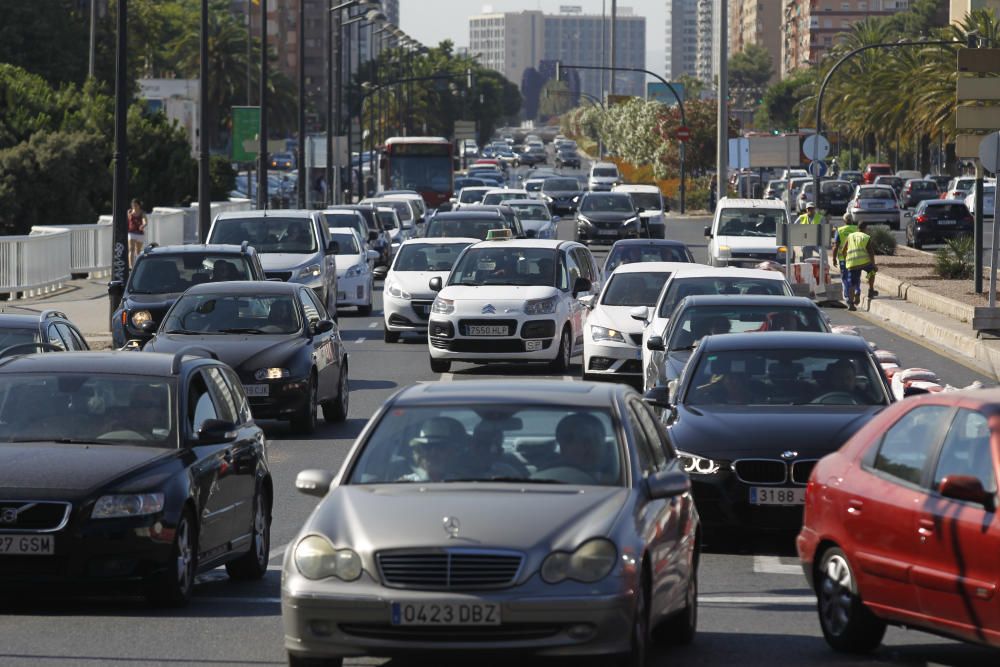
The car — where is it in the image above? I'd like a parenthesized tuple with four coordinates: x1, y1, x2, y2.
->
(270, 151, 296, 170)
(0, 309, 89, 356)
(522, 177, 549, 198)
(554, 149, 582, 169)
(583, 262, 687, 383)
(942, 176, 977, 201)
(784, 176, 812, 212)
(380, 191, 428, 227)
(518, 145, 548, 166)
(895, 169, 922, 180)
(505, 198, 558, 239)
(362, 198, 417, 244)
(321, 209, 374, 259)
(924, 174, 952, 191)
(650, 331, 892, 535)
(847, 185, 901, 229)
(839, 170, 863, 187)
(0, 349, 271, 605)
(705, 198, 791, 267)
(906, 199, 974, 249)
(329, 227, 377, 315)
(588, 161, 621, 191)
(110, 243, 266, 349)
(797, 388, 1000, 653)
(282, 379, 700, 666)
(382, 238, 477, 343)
(602, 239, 695, 276)
(899, 178, 941, 209)
(873, 175, 904, 199)
(764, 179, 787, 201)
(862, 163, 892, 184)
(493, 145, 520, 167)
(965, 182, 996, 220)
(427, 238, 600, 373)
(435, 205, 526, 239)
(143, 280, 349, 433)
(576, 192, 644, 244)
(207, 210, 340, 318)
(326, 205, 392, 269)
(481, 189, 531, 206)
(540, 176, 584, 214)
(636, 266, 794, 382)
(780, 168, 809, 181)
(613, 184, 668, 238)
(453, 186, 493, 210)
(374, 206, 409, 256)
(452, 176, 487, 193)
(644, 295, 831, 395)
(797, 180, 853, 216)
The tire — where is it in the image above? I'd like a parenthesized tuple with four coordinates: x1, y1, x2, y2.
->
(145, 509, 196, 607)
(658, 568, 697, 645)
(913, 236, 923, 250)
(321, 363, 349, 423)
(429, 356, 451, 373)
(816, 547, 886, 653)
(617, 571, 651, 667)
(383, 327, 400, 343)
(288, 654, 343, 667)
(549, 327, 572, 373)
(226, 489, 270, 581)
(291, 374, 318, 434)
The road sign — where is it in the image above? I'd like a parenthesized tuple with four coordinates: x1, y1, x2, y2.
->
(957, 77, 1000, 101)
(728, 138, 750, 170)
(807, 160, 828, 178)
(957, 133, 987, 158)
(958, 106, 1000, 130)
(232, 106, 261, 163)
(802, 134, 830, 161)
(958, 48, 1000, 73)
(675, 126, 691, 142)
(979, 132, 1000, 173)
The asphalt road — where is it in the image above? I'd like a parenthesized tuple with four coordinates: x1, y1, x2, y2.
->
(1, 168, 996, 667)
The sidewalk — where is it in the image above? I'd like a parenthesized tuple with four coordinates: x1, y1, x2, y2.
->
(3, 278, 112, 348)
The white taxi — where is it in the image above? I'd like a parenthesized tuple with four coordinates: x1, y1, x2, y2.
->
(427, 235, 601, 373)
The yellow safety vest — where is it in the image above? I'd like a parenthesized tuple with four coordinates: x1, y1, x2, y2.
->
(836, 224, 858, 260)
(845, 231, 872, 270)
(796, 212, 822, 225)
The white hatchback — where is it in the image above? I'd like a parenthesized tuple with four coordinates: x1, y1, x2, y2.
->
(427, 239, 601, 373)
(329, 227, 377, 315)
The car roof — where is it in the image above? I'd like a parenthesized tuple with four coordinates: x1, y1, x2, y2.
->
(716, 197, 787, 209)
(485, 189, 528, 195)
(215, 210, 315, 220)
(0, 350, 208, 376)
(432, 210, 503, 219)
(677, 295, 818, 308)
(592, 161, 618, 169)
(141, 243, 255, 255)
(609, 261, 695, 275)
(398, 237, 480, 247)
(471, 239, 569, 250)
(0, 313, 46, 327)
(504, 198, 546, 206)
(922, 199, 967, 206)
(668, 266, 787, 280)
(613, 184, 660, 193)
(183, 280, 303, 296)
(611, 239, 688, 248)
(701, 331, 869, 351)
(392, 379, 628, 408)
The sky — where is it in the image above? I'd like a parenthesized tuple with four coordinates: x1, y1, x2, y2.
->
(398, 0, 666, 77)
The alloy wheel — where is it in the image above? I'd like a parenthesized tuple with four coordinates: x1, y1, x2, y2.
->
(819, 553, 854, 637)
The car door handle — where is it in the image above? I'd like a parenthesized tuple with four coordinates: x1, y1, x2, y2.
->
(918, 518, 935, 538)
(847, 499, 863, 515)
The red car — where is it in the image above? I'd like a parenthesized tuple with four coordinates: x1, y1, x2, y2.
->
(862, 163, 892, 184)
(797, 389, 1000, 652)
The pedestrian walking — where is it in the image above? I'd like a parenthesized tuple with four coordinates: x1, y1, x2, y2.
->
(831, 212, 858, 307)
(127, 198, 148, 268)
(708, 175, 718, 212)
(844, 221, 877, 311)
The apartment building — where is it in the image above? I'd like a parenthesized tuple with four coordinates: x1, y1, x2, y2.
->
(665, 0, 698, 80)
(729, 0, 782, 84)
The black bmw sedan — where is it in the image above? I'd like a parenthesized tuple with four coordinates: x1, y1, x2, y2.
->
(143, 281, 349, 433)
(0, 351, 271, 605)
(649, 332, 891, 535)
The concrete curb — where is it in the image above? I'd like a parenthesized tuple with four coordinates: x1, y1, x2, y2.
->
(873, 272, 975, 323)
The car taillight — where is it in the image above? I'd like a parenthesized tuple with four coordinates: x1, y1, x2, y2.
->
(915, 214, 927, 223)
(963, 214, 974, 222)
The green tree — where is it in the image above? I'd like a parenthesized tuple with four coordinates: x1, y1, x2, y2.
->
(729, 44, 774, 89)
(538, 80, 573, 121)
(0, 1, 91, 86)
(755, 68, 814, 132)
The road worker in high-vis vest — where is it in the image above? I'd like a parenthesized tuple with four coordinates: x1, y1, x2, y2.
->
(832, 212, 858, 305)
(844, 221, 877, 311)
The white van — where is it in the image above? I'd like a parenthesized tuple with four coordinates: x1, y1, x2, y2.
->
(705, 197, 790, 267)
(613, 184, 667, 238)
(588, 161, 621, 191)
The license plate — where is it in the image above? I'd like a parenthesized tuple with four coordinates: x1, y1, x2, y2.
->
(243, 384, 270, 397)
(867, 202, 883, 208)
(937, 220, 956, 225)
(525, 339, 543, 352)
(391, 601, 501, 626)
(831, 200, 846, 205)
(750, 487, 805, 505)
(0, 534, 54, 555)
(599, 229, 618, 235)
(467, 325, 508, 336)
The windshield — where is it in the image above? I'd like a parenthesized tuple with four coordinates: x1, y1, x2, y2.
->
(393, 242, 470, 271)
(348, 405, 623, 486)
(0, 328, 40, 354)
(859, 188, 894, 200)
(543, 179, 580, 192)
(459, 189, 488, 204)
(525, 181, 544, 192)
(605, 244, 690, 272)
(163, 294, 301, 335)
(450, 247, 557, 287)
(388, 155, 452, 193)
(767, 181, 787, 193)
(581, 194, 634, 213)
(658, 277, 788, 318)
(601, 272, 670, 307)
(376, 211, 398, 230)
(822, 183, 852, 198)
(0, 374, 175, 445)
(129, 253, 253, 294)
(685, 349, 888, 407)
(482, 192, 522, 205)
(509, 203, 550, 220)
(426, 217, 506, 240)
(717, 208, 784, 237)
(667, 306, 827, 351)
(210, 217, 317, 254)
(330, 232, 360, 255)
(593, 167, 618, 177)
(955, 179, 975, 191)
(628, 192, 663, 210)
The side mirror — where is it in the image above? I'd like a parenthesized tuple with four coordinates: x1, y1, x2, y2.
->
(552, 215, 561, 222)
(646, 470, 691, 500)
(429, 276, 443, 292)
(295, 469, 336, 498)
(366, 249, 380, 261)
(646, 335, 665, 351)
(939, 475, 994, 508)
(197, 418, 238, 445)
(636, 207, 645, 215)
(572, 276, 592, 296)
(579, 294, 595, 309)
(326, 240, 339, 255)
(140, 321, 157, 335)
(629, 306, 649, 322)
(368, 230, 378, 242)
(704, 225, 713, 238)
(311, 319, 335, 335)
(642, 385, 673, 409)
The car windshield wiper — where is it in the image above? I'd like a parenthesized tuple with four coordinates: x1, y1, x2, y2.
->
(218, 327, 267, 334)
(458, 280, 483, 287)
(446, 476, 568, 484)
(9, 438, 107, 445)
(164, 328, 205, 335)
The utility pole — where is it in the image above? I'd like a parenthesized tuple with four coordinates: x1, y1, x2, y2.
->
(297, 0, 306, 208)
(198, 0, 211, 241)
(257, 0, 269, 209)
(88, 0, 97, 79)
(109, 0, 129, 311)
(715, 0, 727, 208)
(609, 0, 617, 96)
(326, 1, 334, 207)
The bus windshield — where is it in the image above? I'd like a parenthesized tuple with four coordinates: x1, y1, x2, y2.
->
(388, 156, 452, 194)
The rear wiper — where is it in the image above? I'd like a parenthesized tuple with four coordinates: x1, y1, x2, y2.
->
(218, 327, 266, 334)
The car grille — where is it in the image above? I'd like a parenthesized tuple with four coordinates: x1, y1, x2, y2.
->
(790, 459, 819, 485)
(593, 220, 622, 230)
(731, 460, 787, 485)
(619, 359, 642, 374)
(411, 300, 433, 321)
(629, 333, 644, 346)
(339, 624, 560, 642)
(376, 549, 524, 590)
(458, 319, 518, 336)
(265, 271, 293, 282)
(729, 252, 775, 261)
(0, 501, 71, 532)
(433, 339, 540, 353)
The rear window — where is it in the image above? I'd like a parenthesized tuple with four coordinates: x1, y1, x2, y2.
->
(867, 165, 891, 175)
(924, 204, 970, 217)
(543, 179, 580, 192)
(129, 253, 254, 294)
(859, 188, 894, 200)
(658, 277, 788, 318)
(593, 167, 619, 177)
(911, 181, 938, 191)
(605, 244, 691, 272)
(426, 217, 508, 240)
(667, 305, 827, 351)
(601, 272, 671, 307)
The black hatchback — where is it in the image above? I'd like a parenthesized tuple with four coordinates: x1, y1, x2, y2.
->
(906, 199, 974, 250)
(0, 309, 89, 356)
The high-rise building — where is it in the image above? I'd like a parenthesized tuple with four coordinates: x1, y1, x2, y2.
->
(730, 0, 782, 84)
(469, 7, 645, 103)
(665, 0, 698, 81)
(694, 0, 716, 87)
(950, 0, 1000, 22)
(382, 0, 399, 25)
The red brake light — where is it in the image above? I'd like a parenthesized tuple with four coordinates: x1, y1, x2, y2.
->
(915, 214, 927, 223)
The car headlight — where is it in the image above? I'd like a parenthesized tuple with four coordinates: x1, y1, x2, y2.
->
(525, 295, 558, 315)
(541, 538, 617, 584)
(345, 263, 364, 278)
(91, 493, 165, 519)
(576, 214, 592, 225)
(293, 535, 363, 581)
(624, 216, 639, 226)
(676, 450, 721, 475)
(431, 297, 454, 315)
(717, 245, 732, 259)
(591, 325, 626, 343)
(255, 367, 290, 380)
(542, 194, 553, 203)
(131, 310, 152, 327)
(298, 264, 322, 279)
(386, 280, 412, 300)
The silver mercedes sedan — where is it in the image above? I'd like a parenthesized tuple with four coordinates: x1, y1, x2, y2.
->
(282, 380, 699, 666)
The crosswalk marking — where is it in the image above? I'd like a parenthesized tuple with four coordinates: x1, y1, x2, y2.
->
(699, 594, 813, 606)
(753, 555, 803, 575)
(441, 372, 454, 382)
(368, 322, 378, 328)
(355, 337, 366, 343)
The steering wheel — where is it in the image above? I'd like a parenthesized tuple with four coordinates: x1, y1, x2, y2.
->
(810, 391, 861, 405)
(97, 429, 148, 440)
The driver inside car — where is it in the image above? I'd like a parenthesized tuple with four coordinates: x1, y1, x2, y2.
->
(815, 359, 869, 403)
(535, 413, 614, 484)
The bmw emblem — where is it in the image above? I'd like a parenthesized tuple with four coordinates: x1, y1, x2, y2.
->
(780, 451, 798, 460)
(481, 304, 497, 314)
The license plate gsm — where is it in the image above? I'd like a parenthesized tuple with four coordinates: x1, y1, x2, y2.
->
(750, 487, 805, 505)
(243, 384, 270, 397)
(467, 325, 508, 336)
(0, 534, 54, 555)
(391, 601, 501, 626)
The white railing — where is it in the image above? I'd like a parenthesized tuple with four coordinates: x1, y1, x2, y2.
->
(0, 229, 72, 297)
(33, 221, 112, 277)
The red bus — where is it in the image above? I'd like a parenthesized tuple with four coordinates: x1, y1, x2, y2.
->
(380, 137, 454, 209)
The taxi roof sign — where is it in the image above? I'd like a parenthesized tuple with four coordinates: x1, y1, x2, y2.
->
(485, 228, 513, 241)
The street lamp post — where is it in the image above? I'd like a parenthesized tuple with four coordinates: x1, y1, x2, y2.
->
(109, 0, 129, 311)
(198, 0, 211, 240)
(297, 0, 306, 208)
(257, 0, 268, 210)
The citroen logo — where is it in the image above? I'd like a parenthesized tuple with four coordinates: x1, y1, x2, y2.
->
(481, 304, 496, 315)
(0, 502, 35, 524)
(780, 451, 798, 460)
(443, 516, 460, 539)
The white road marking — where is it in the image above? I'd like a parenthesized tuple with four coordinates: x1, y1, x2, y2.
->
(355, 337, 366, 343)
(562, 375, 574, 381)
(699, 594, 813, 606)
(441, 372, 454, 382)
(197, 596, 281, 605)
(269, 543, 288, 561)
(753, 555, 803, 576)
(368, 322, 378, 328)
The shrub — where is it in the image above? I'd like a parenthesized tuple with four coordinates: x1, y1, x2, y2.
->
(935, 235, 975, 280)
(867, 224, 897, 256)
